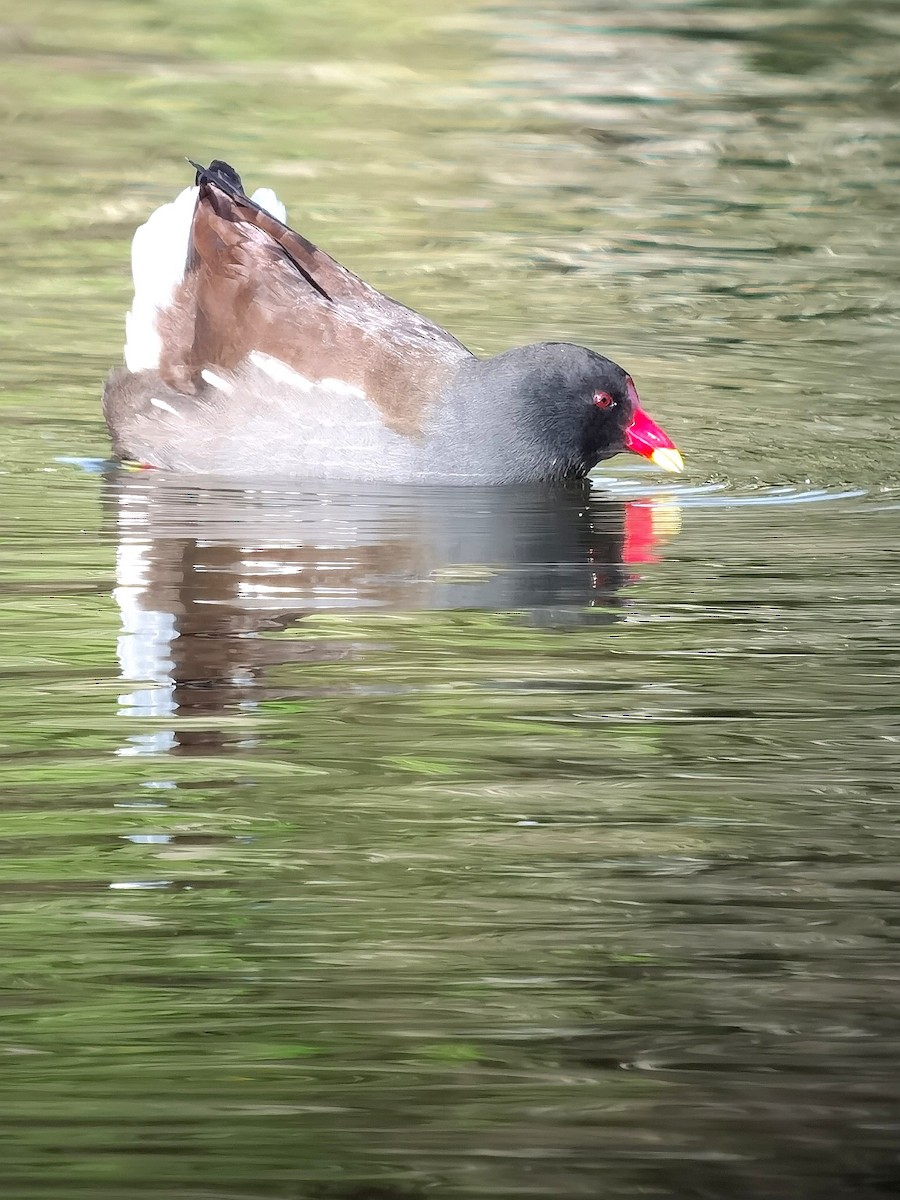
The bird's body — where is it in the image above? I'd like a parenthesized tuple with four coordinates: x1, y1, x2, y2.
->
(104, 161, 683, 483)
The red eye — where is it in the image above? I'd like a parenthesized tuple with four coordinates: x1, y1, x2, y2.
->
(592, 390, 615, 410)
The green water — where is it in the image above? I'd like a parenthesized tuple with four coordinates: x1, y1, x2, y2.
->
(2, 1, 900, 1196)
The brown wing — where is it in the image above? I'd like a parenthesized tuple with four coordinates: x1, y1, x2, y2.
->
(155, 175, 471, 437)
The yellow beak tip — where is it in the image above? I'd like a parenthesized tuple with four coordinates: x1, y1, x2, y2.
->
(649, 448, 685, 474)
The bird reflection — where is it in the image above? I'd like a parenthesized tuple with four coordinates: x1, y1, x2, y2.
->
(106, 472, 679, 756)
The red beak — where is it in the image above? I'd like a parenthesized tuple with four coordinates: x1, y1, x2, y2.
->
(624, 378, 684, 473)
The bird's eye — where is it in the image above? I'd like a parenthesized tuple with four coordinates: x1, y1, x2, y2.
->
(592, 390, 616, 410)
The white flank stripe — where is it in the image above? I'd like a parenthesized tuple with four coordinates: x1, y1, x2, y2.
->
(249, 351, 313, 389)
(201, 369, 232, 392)
(319, 377, 367, 401)
(248, 354, 369, 404)
(149, 396, 181, 417)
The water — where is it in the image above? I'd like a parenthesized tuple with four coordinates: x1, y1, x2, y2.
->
(2, 1, 900, 1196)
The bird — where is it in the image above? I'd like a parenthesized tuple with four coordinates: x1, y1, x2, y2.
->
(103, 160, 684, 484)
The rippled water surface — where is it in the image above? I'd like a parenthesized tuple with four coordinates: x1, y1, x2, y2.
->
(2, 1, 900, 1196)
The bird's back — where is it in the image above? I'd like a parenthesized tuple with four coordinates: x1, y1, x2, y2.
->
(104, 161, 472, 475)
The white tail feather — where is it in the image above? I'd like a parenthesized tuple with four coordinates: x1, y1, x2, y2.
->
(124, 180, 289, 373)
(250, 187, 287, 224)
(125, 185, 198, 372)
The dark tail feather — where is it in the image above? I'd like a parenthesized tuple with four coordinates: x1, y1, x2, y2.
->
(190, 158, 246, 197)
(189, 158, 270, 222)
(187, 158, 333, 304)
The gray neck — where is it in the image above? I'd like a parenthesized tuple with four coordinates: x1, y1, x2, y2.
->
(421, 351, 587, 484)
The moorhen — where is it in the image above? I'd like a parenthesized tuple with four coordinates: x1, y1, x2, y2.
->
(103, 160, 684, 483)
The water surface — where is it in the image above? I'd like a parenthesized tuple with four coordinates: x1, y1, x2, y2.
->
(2, 1, 900, 1197)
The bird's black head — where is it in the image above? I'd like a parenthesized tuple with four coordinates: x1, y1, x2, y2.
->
(470, 343, 682, 482)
